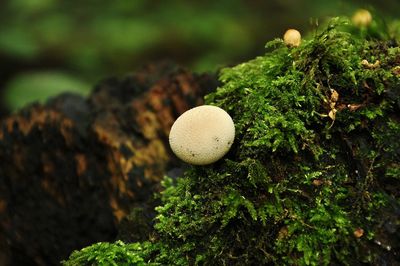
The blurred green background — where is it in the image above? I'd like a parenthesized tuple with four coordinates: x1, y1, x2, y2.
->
(0, 0, 399, 113)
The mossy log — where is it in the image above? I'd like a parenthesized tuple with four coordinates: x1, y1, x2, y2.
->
(64, 17, 400, 266)
(0, 63, 216, 265)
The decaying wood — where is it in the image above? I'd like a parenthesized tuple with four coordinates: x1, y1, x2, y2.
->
(0, 62, 217, 265)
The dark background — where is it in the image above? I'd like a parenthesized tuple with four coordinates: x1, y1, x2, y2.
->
(0, 0, 399, 112)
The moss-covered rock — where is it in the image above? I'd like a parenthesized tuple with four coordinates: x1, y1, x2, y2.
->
(63, 16, 400, 265)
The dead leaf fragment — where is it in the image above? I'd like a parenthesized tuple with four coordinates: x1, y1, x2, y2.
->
(347, 103, 363, 111)
(330, 89, 339, 102)
(361, 59, 380, 69)
(392, 66, 400, 76)
(312, 179, 323, 186)
(353, 228, 364, 238)
(328, 109, 337, 120)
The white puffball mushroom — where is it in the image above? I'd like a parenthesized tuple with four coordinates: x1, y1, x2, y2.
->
(283, 29, 301, 47)
(169, 105, 235, 165)
(352, 9, 372, 27)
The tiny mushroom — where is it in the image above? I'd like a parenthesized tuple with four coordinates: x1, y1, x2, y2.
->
(352, 9, 372, 27)
(283, 29, 301, 47)
(169, 105, 235, 165)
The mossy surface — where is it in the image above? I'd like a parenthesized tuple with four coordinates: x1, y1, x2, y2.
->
(63, 17, 400, 265)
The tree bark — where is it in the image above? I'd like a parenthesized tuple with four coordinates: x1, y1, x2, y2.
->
(0, 62, 217, 265)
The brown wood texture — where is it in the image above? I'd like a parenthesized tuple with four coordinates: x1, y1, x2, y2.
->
(0, 63, 217, 265)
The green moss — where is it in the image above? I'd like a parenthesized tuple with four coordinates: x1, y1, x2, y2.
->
(61, 241, 158, 266)
(63, 16, 400, 265)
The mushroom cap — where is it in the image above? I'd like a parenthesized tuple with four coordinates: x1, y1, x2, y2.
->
(283, 29, 301, 47)
(352, 9, 372, 27)
(169, 105, 235, 165)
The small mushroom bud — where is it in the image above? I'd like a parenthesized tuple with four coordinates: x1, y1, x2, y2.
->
(169, 105, 235, 165)
(283, 29, 301, 47)
(352, 9, 372, 27)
